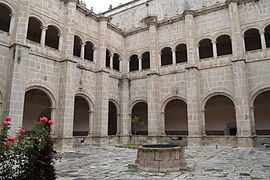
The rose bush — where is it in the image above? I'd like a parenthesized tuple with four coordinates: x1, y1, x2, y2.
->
(0, 116, 59, 180)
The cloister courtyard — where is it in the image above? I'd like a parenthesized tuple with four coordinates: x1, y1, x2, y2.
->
(55, 146, 270, 179)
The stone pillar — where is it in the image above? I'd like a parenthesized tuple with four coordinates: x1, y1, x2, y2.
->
(80, 43, 85, 59)
(228, 1, 244, 59)
(110, 54, 113, 69)
(147, 72, 161, 136)
(93, 16, 110, 140)
(11, 0, 30, 43)
(260, 30, 266, 50)
(232, 59, 252, 136)
(172, 49, 176, 65)
(148, 22, 159, 72)
(3, 0, 30, 135)
(212, 40, 217, 58)
(54, 0, 77, 150)
(184, 10, 202, 146)
(9, 13, 15, 34)
(3, 44, 30, 135)
(41, 26, 47, 46)
(119, 77, 131, 135)
(184, 10, 198, 64)
(159, 53, 162, 67)
(147, 21, 162, 135)
(88, 111, 94, 136)
(228, 0, 253, 146)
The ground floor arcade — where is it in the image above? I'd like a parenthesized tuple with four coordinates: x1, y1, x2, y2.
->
(1, 87, 270, 149)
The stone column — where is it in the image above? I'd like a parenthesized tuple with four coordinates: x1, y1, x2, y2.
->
(58, 33, 63, 51)
(110, 54, 113, 69)
(147, 21, 162, 135)
(212, 40, 217, 58)
(50, 107, 56, 135)
(160, 112, 166, 134)
(250, 106, 256, 135)
(88, 111, 94, 136)
(80, 42, 85, 59)
(41, 26, 47, 46)
(184, 10, 202, 146)
(116, 113, 121, 135)
(93, 48, 97, 63)
(172, 49, 176, 65)
(9, 13, 15, 34)
(93, 16, 110, 141)
(159, 53, 162, 67)
(119, 77, 130, 135)
(260, 30, 266, 50)
(138, 56, 142, 71)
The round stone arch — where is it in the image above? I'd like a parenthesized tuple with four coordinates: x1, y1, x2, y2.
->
(28, 14, 45, 27)
(23, 86, 57, 131)
(73, 92, 94, 136)
(129, 98, 148, 135)
(161, 95, 188, 135)
(0, 1, 15, 14)
(108, 98, 120, 135)
(250, 85, 270, 135)
(202, 91, 237, 136)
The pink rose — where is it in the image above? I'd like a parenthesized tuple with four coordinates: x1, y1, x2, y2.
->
(48, 120, 54, 126)
(7, 136, 15, 142)
(5, 117, 11, 121)
(2, 121, 9, 126)
(1, 142, 10, 147)
(19, 129, 26, 134)
(40, 117, 48, 123)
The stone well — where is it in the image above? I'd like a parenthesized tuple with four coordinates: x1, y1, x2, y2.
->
(134, 144, 186, 172)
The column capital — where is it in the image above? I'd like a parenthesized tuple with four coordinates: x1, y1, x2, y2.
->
(183, 10, 195, 16)
(41, 26, 48, 30)
(9, 13, 15, 18)
(88, 110, 94, 114)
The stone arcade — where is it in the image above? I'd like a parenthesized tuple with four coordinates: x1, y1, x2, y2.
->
(0, 0, 270, 150)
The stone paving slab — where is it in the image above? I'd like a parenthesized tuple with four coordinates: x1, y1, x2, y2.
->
(55, 146, 270, 179)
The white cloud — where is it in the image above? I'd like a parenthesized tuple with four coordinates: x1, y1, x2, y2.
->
(84, 0, 133, 14)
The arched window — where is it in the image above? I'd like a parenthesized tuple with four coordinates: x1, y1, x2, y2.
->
(244, 29, 262, 51)
(161, 47, 172, 66)
(216, 35, 232, 56)
(265, 25, 270, 48)
(84, 41, 94, 61)
(45, 25, 59, 49)
(0, 3, 11, 32)
(142, 51, 150, 70)
(27, 17, 42, 43)
(175, 44, 188, 63)
(199, 39, 213, 59)
(129, 55, 139, 72)
(106, 49, 111, 68)
(113, 53, 120, 71)
(73, 35, 82, 57)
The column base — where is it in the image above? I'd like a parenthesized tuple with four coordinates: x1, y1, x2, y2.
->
(53, 137, 74, 151)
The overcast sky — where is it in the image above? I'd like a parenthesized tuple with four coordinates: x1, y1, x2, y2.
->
(85, 0, 133, 13)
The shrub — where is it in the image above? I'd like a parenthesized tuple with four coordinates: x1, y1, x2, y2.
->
(0, 116, 58, 180)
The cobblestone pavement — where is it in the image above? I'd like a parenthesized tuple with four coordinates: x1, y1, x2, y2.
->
(55, 146, 270, 180)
